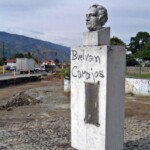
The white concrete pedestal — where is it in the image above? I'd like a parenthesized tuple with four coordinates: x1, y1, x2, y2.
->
(71, 44, 125, 150)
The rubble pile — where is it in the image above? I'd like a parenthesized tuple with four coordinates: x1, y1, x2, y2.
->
(0, 92, 41, 111)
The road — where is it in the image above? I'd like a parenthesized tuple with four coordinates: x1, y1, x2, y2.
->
(0, 72, 18, 76)
(0, 73, 42, 81)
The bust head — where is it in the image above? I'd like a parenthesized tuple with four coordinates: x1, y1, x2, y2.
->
(86, 4, 108, 31)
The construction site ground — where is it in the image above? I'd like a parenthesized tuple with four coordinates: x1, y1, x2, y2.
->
(0, 76, 149, 150)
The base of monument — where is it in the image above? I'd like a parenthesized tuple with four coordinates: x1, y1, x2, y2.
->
(83, 27, 110, 46)
(71, 45, 125, 150)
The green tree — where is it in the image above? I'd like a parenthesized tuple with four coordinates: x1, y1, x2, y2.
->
(0, 58, 4, 65)
(134, 50, 150, 61)
(126, 55, 139, 66)
(142, 40, 150, 51)
(25, 52, 33, 58)
(13, 52, 24, 58)
(110, 36, 126, 46)
(128, 32, 150, 53)
(0, 57, 6, 65)
(54, 58, 59, 65)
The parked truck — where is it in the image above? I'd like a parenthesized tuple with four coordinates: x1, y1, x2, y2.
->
(16, 58, 35, 74)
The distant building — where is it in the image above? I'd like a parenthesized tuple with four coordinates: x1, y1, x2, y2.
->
(5, 59, 16, 67)
(42, 60, 55, 66)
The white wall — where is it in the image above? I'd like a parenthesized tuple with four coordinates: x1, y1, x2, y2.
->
(126, 78, 150, 96)
(7, 62, 16, 67)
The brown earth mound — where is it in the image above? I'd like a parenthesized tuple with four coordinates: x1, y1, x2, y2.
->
(0, 92, 41, 111)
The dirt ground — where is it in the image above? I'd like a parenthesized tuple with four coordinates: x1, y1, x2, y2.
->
(0, 79, 149, 120)
(0, 77, 150, 149)
(125, 95, 150, 120)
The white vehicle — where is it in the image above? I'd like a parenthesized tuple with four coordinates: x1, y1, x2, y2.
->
(16, 58, 35, 74)
(35, 64, 55, 73)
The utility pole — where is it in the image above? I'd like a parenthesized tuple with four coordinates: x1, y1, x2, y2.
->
(2, 42, 5, 60)
(37, 49, 40, 64)
(43, 48, 47, 62)
(139, 39, 143, 75)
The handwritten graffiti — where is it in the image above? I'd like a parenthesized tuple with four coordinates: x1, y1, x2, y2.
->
(71, 49, 104, 83)
(72, 66, 104, 83)
(126, 78, 150, 95)
(72, 50, 100, 64)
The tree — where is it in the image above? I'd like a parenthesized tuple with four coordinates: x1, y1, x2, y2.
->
(142, 40, 150, 51)
(128, 32, 150, 61)
(128, 32, 150, 53)
(54, 58, 59, 65)
(0, 57, 6, 65)
(25, 52, 33, 58)
(126, 55, 139, 66)
(134, 50, 150, 61)
(13, 52, 24, 58)
(110, 36, 126, 46)
(0, 58, 4, 66)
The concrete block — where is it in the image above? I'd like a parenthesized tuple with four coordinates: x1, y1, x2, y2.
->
(71, 45, 125, 150)
(83, 27, 110, 46)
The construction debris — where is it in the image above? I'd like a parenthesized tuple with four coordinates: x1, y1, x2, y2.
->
(0, 92, 41, 111)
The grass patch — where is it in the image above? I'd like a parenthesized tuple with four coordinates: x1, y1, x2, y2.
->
(0, 66, 3, 73)
(127, 73, 150, 79)
(0, 66, 11, 73)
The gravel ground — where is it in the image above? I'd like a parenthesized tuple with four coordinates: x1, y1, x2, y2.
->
(0, 117, 149, 150)
(0, 117, 72, 150)
(124, 119, 150, 150)
(0, 80, 149, 150)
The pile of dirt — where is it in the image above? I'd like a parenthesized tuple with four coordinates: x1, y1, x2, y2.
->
(45, 73, 63, 82)
(0, 92, 41, 111)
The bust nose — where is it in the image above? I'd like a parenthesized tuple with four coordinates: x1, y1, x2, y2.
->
(86, 18, 90, 22)
(86, 15, 90, 21)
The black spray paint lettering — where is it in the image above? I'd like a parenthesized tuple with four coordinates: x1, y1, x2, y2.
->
(72, 66, 90, 80)
(72, 50, 100, 64)
(72, 65, 104, 82)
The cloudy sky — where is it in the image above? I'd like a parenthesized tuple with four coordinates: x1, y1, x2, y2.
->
(0, 0, 150, 47)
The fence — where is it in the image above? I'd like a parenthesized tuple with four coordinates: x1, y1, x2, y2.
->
(126, 67, 150, 74)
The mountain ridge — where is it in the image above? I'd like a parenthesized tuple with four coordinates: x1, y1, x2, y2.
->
(0, 31, 70, 62)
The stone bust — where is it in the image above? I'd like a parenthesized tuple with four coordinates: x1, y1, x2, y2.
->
(86, 4, 108, 31)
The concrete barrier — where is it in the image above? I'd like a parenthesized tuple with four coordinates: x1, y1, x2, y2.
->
(64, 78, 70, 92)
(126, 78, 150, 96)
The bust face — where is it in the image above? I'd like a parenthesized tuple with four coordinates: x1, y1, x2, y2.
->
(86, 5, 107, 31)
(86, 7, 99, 31)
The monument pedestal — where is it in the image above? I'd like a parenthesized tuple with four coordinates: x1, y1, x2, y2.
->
(71, 29, 125, 150)
(83, 27, 110, 46)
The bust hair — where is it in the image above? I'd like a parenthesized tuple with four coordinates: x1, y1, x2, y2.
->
(90, 4, 108, 26)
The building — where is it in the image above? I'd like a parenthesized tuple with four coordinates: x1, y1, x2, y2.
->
(42, 60, 55, 66)
(5, 59, 16, 67)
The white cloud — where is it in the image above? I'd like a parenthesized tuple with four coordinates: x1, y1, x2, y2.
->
(0, 0, 150, 46)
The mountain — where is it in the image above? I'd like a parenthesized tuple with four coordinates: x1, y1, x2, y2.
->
(0, 31, 70, 62)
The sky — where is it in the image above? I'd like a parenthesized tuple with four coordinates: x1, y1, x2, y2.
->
(0, 0, 150, 47)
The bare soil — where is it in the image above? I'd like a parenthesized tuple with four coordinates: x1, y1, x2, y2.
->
(125, 95, 150, 120)
(0, 77, 150, 149)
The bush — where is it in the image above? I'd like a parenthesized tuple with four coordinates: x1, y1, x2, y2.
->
(60, 67, 70, 79)
(126, 55, 139, 66)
